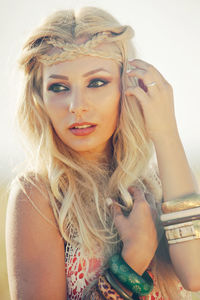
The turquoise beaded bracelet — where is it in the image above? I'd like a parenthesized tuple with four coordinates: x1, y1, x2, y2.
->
(108, 254, 153, 296)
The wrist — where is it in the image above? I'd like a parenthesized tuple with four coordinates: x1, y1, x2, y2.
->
(121, 243, 151, 275)
(108, 254, 154, 296)
(151, 127, 180, 145)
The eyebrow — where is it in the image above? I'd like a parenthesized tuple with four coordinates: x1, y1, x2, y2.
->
(48, 68, 111, 80)
(83, 68, 111, 77)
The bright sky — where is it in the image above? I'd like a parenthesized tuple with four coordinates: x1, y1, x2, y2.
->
(1, 0, 200, 179)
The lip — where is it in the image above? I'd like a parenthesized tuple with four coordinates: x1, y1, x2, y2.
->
(69, 122, 97, 129)
(69, 122, 97, 136)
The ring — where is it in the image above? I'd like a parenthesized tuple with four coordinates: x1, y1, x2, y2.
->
(146, 81, 157, 87)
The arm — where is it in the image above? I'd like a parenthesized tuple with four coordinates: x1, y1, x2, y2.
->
(153, 129, 200, 291)
(126, 59, 200, 291)
(153, 129, 198, 200)
(5, 177, 67, 300)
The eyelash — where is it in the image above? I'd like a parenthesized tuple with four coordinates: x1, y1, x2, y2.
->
(48, 78, 109, 93)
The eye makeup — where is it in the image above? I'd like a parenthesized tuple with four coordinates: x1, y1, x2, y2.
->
(47, 77, 111, 93)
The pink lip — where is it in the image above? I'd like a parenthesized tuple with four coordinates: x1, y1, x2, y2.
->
(69, 122, 97, 129)
(69, 122, 97, 136)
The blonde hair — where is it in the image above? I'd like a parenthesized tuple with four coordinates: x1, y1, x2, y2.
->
(16, 7, 184, 299)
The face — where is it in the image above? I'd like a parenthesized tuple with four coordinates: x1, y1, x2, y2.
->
(42, 51, 121, 159)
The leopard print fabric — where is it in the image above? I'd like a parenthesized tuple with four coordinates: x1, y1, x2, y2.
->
(98, 275, 124, 300)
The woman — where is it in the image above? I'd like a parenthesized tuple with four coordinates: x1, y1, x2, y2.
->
(5, 6, 200, 300)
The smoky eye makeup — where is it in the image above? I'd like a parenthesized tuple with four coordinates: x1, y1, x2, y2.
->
(87, 78, 110, 88)
(46, 74, 112, 94)
(47, 83, 69, 93)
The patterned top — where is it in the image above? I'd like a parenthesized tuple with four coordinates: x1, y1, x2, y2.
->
(64, 243, 191, 300)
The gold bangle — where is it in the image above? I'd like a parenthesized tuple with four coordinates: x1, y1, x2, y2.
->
(162, 193, 200, 214)
(164, 220, 200, 243)
(162, 214, 200, 226)
(160, 207, 200, 223)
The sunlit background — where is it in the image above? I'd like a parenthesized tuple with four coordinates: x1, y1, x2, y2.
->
(1, 0, 200, 299)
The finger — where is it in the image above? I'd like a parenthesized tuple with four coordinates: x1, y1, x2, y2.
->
(106, 197, 123, 217)
(127, 186, 141, 198)
(128, 59, 167, 89)
(106, 197, 113, 209)
(127, 70, 161, 98)
(129, 58, 166, 82)
(127, 185, 135, 194)
(128, 58, 151, 70)
(125, 85, 150, 106)
(127, 186, 164, 242)
(127, 186, 147, 205)
(130, 189, 164, 242)
(112, 201, 124, 218)
(131, 187, 146, 203)
(127, 68, 160, 89)
(127, 68, 146, 77)
(128, 59, 162, 77)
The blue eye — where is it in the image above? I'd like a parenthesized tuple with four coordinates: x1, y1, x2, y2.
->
(48, 83, 69, 93)
(88, 79, 109, 88)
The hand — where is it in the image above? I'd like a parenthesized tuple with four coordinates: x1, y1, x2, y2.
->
(126, 59, 178, 142)
(109, 187, 160, 274)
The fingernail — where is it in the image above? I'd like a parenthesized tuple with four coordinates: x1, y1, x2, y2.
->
(126, 69, 132, 73)
(128, 186, 134, 193)
(106, 197, 113, 207)
(128, 58, 134, 62)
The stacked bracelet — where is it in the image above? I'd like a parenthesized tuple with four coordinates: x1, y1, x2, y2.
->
(108, 254, 153, 296)
(98, 274, 124, 300)
(162, 193, 200, 213)
(160, 193, 200, 244)
(161, 214, 200, 226)
(104, 270, 134, 300)
(164, 220, 200, 244)
(160, 207, 200, 223)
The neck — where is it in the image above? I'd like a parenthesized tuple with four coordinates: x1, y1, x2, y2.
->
(77, 142, 113, 164)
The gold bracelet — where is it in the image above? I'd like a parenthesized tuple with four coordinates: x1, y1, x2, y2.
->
(162, 193, 200, 214)
(160, 206, 200, 223)
(162, 214, 200, 226)
(164, 220, 200, 244)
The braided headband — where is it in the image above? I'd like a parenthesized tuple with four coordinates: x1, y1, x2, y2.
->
(38, 29, 133, 65)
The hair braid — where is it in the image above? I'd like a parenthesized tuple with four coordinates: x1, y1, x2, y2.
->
(38, 31, 123, 65)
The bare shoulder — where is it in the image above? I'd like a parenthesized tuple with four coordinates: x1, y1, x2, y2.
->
(8, 173, 58, 228)
(6, 173, 67, 300)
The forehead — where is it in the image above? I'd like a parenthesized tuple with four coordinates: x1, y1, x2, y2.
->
(43, 57, 120, 81)
(42, 41, 122, 80)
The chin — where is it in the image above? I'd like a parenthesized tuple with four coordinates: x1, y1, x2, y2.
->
(66, 141, 109, 157)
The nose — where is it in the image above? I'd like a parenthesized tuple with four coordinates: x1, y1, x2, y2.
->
(68, 87, 89, 116)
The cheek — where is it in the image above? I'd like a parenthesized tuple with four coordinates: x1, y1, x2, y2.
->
(44, 93, 65, 109)
(99, 89, 121, 131)
(43, 95, 67, 122)
(104, 88, 121, 117)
